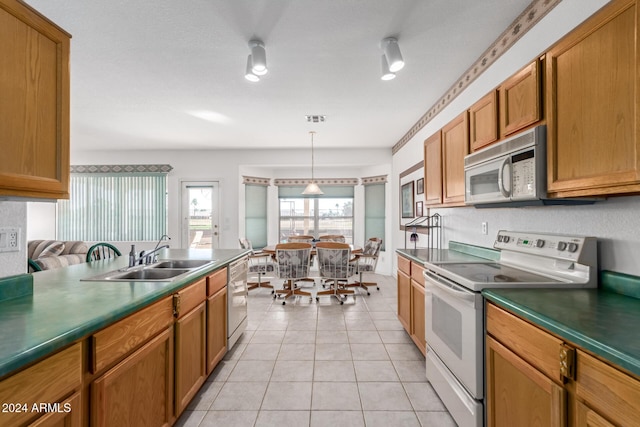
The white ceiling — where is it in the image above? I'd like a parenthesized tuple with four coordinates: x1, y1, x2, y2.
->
(26, 0, 532, 151)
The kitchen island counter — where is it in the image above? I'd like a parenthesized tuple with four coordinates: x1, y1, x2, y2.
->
(0, 248, 248, 378)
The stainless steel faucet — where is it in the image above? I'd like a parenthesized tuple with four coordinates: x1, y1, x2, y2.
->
(127, 235, 171, 267)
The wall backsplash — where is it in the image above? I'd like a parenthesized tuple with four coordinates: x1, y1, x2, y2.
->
(0, 202, 28, 278)
(432, 195, 640, 277)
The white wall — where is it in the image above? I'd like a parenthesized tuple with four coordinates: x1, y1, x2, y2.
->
(52, 147, 396, 274)
(392, 0, 640, 276)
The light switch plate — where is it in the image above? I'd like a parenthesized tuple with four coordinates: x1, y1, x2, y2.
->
(0, 227, 20, 252)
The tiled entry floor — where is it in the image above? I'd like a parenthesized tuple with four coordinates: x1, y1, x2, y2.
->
(176, 274, 456, 427)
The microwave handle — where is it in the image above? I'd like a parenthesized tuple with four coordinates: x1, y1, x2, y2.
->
(498, 157, 511, 198)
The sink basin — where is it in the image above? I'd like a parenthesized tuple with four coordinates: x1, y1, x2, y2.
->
(113, 268, 191, 280)
(153, 260, 214, 269)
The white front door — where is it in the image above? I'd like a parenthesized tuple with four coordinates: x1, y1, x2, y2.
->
(180, 181, 220, 249)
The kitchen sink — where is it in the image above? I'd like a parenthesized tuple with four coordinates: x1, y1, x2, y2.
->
(112, 268, 191, 280)
(152, 259, 214, 269)
(81, 259, 215, 282)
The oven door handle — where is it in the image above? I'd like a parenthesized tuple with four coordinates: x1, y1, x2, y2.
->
(424, 270, 479, 307)
(498, 156, 511, 199)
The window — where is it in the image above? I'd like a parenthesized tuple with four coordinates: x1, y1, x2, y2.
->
(364, 182, 386, 250)
(58, 168, 169, 241)
(245, 184, 268, 249)
(278, 185, 354, 243)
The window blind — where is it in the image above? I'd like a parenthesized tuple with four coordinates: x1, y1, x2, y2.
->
(245, 184, 268, 249)
(364, 183, 385, 250)
(57, 173, 167, 241)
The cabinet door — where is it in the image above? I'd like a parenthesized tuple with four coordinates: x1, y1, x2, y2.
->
(499, 60, 541, 138)
(470, 90, 499, 152)
(423, 131, 443, 206)
(29, 391, 81, 427)
(175, 301, 207, 416)
(0, 0, 70, 199)
(410, 279, 426, 356)
(546, 0, 640, 197)
(486, 336, 566, 427)
(397, 270, 411, 333)
(441, 111, 469, 205)
(207, 287, 227, 374)
(575, 401, 615, 427)
(92, 327, 174, 427)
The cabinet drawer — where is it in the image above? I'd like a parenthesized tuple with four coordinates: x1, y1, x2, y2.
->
(397, 255, 411, 276)
(175, 278, 207, 318)
(91, 296, 173, 373)
(410, 262, 425, 287)
(0, 343, 81, 426)
(486, 303, 563, 382)
(207, 267, 227, 296)
(576, 349, 640, 427)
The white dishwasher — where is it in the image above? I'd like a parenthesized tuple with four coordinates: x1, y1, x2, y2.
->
(227, 256, 248, 349)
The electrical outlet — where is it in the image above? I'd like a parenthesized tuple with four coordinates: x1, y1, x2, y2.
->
(482, 222, 488, 235)
(0, 227, 20, 252)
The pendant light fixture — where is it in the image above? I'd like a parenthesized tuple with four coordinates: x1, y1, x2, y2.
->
(302, 131, 324, 195)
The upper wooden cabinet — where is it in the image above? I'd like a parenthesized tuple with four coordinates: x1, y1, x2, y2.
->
(423, 131, 443, 206)
(423, 112, 469, 207)
(546, 0, 640, 197)
(0, 0, 70, 199)
(469, 90, 499, 152)
(499, 60, 542, 138)
(441, 111, 469, 205)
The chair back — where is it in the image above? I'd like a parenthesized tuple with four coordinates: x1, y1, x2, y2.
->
(274, 243, 312, 280)
(358, 237, 382, 271)
(239, 238, 254, 251)
(87, 243, 122, 262)
(318, 234, 346, 243)
(287, 235, 314, 243)
(316, 242, 353, 280)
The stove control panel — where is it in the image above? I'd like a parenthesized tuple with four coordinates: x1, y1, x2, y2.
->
(494, 231, 595, 262)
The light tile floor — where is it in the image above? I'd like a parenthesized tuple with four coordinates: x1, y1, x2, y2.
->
(175, 274, 457, 427)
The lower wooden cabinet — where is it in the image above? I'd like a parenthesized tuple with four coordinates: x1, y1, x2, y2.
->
(486, 335, 566, 427)
(487, 302, 640, 427)
(410, 279, 426, 355)
(174, 279, 207, 416)
(91, 327, 174, 427)
(207, 287, 227, 374)
(0, 343, 82, 427)
(397, 255, 426, 355)
(397, 268, 411, 332)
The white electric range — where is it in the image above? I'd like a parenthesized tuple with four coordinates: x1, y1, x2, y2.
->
(423, 231, 597, 427)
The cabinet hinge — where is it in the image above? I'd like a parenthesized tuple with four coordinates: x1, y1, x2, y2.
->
(173, 293, 181, 317)
(559, 344, 576, 381)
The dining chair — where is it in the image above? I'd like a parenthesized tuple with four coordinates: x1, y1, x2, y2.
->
(315, 242, 356, 304)
(239, 238, 276, 292)
(347, 237, 383, 295)
(318, 234, 346, 243)
(86, 242, 122, 262)
(273, 242, 313, 305)
(287, 235, 314, 243)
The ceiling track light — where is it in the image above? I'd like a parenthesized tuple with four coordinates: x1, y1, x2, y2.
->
(380, 55, 396, 81)
(244, 55, 260, 82)
(249, 39, 267, 76)
(382, 37, 404, 73)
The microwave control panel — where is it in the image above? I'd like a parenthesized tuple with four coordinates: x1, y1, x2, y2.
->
(511, 150, 536, 198)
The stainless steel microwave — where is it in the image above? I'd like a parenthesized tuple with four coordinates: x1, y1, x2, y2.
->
(464, 126, 548, 206)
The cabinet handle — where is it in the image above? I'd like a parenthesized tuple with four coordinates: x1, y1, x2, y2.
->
(173, 293, 181, 317)
(559, 344, 575, 381)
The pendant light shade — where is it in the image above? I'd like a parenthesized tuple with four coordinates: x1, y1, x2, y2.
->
(249, 40, 268, 75)
(244, 55, 260, 82)
(382, 37, 404, 72)
(380, 54, 396, 80)
(302, 131, 324, 195)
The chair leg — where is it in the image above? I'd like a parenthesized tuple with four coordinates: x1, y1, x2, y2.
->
(345, 271, 378, 295)
(248, 272, 273, 292)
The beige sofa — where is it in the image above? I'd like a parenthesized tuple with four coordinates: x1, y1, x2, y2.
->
(28, 240, 89, 271)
